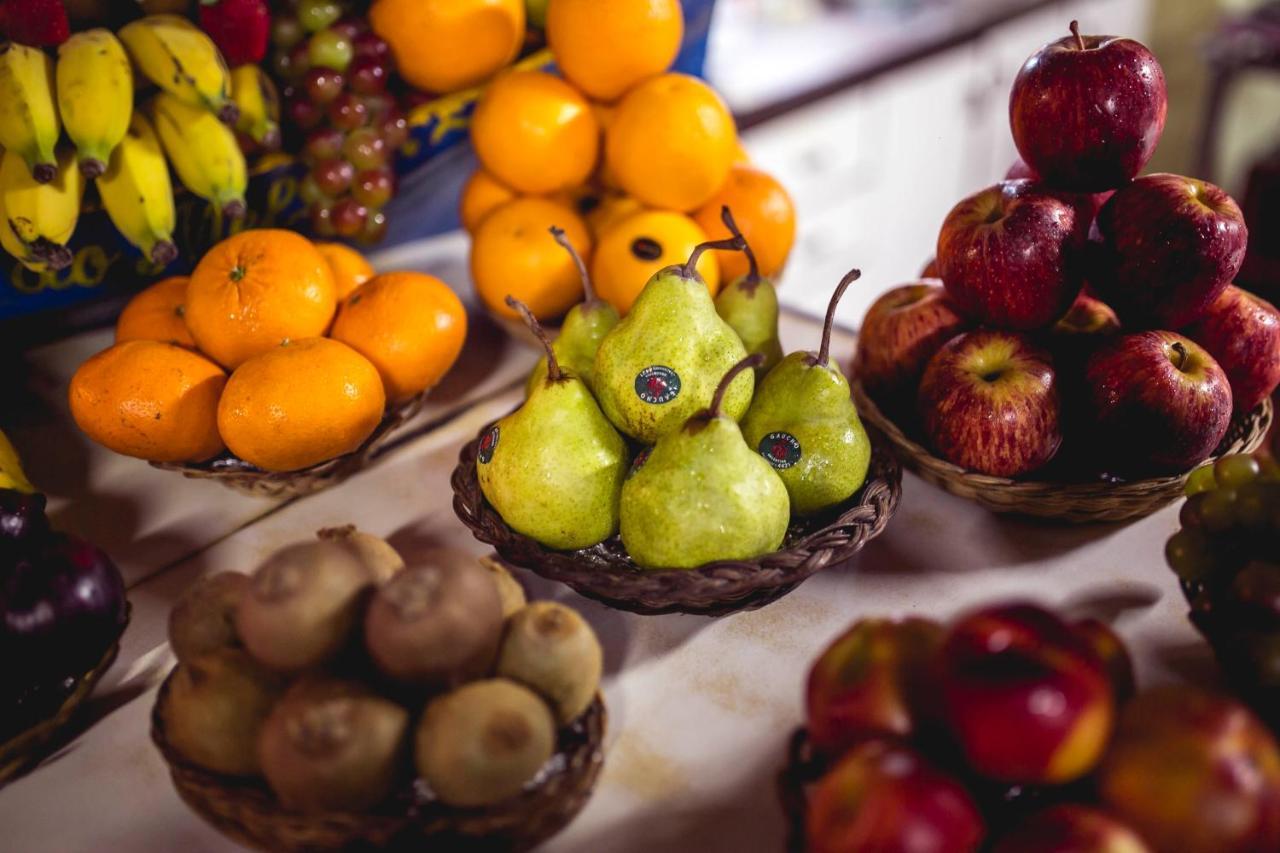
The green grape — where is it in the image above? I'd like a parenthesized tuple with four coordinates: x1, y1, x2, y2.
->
(1186, 464, 1218, 496)
(1215, 454, 1261, 489)
(1179, 494, 1206, 529)
(298, 0, 342, 33)
(1236, 481, 1272, 529)
(1259, 456, 1280, 483)
(272, 16, 305, 49)
(1166, 530, 1217, 582)
(1200, 486, 1239, 534)
(308, 29, 354, 73)
(298, 174, 330, 204)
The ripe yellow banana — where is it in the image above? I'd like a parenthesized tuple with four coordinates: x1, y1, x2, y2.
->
(97, 112, 178, 267)
(0, 146, 83, 272)
(0, 42, 61, 184)
(148, 91, 247, 219)
(57, 29, 134, 180)
(119, 14, 237, 124)
(0, 428, 35, 494)
(230, 64, 281, 151)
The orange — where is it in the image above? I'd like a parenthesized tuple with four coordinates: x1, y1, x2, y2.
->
(369, 0, 524, 94)
(331, 272, 468, 402)
(217, 338, 386, 472)
(115, 276, 195, 347)
(459, 168, 516, 232)
(69, 340, 226, 463)
(315, 242, 374, 300)
(591, 209, 717, 314)
(185, 229, 337, 370)
(606, 73, 737, 211)
(584, 192, 643, 240)
(470, 70, 599, 195)
(546, 0, 684, 102)
(471, 196, 592, 321)
(732, 138, 751, 165)
(693, 166, 797, 282)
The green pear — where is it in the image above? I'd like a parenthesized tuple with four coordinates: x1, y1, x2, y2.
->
(479, 297, 629, 550)
(526, 226, 619, 396)
(741, 269, 871, 515)
(715, 206, 783, 375)
(594, 235, 754, 443)
(621, 355, 791, 570)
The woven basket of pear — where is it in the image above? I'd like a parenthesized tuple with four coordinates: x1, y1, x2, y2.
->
(453, 222, 902, 616)
(151, 529, 606, 852)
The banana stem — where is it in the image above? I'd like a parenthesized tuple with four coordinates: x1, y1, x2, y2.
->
(549, 225, 598, 306)
(709, 354, 763, 418)
(506, 295, 561, 381)
(720, 205, 760, 285)
(682, 235, 745, 279)
(811, 267, 861, 367)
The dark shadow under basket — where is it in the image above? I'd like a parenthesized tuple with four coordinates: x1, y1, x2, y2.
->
(150, 671, 606, 852)
(451, 422, 902, 617)
(852, 381, 1273, 524)
(151, 392, 428, 499)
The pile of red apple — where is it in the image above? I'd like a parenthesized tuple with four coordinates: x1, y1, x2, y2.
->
(798, 602, 1280, 853)
(854, 22, 1280, 480)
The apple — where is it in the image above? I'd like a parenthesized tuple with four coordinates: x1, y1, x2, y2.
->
(853, 283, 969, 404)
(1053, 293, 1121, 338)
(1184, 285, 1280, 413)
(937, 180, 1087, 330)
(1006, 158, 1114, 219)
(1098, 686, 1280, 853)
(1072, 618, 1135, 703)
(807, 739, 985, 853)
(994, 805, 1151, 853)
(1094, 174, 1248, 329)
(921, 257, 940, 279)
(1010, 21, 1167, 192)
(938, 602, 1113, 785)
(918, 330, 1062, 477)
(1084, 331, 1233, 475)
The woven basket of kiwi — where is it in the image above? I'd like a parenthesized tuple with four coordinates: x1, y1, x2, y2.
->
(151, 528, 606, 851)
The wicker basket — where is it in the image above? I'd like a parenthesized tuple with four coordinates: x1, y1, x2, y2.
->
(451, 421, 902, 617)
(151, 392, 428, 499)
(151, 671, 606, 852)
(852, 381, 1273, 523)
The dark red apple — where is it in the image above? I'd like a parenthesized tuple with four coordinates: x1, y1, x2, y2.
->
(937, 180, 1087, 330)
(1094, 174, 1248, 329)
(1084, 331, 1233, 475)
(918, 330, 1061, 477)
(994, 805, 1151, 853)
(921, 257, 940, 278)
(937, 602, 1113, 785)
(1006, 158, 1114, 219)
(1053, 293, 1121, 338)
(1072, 618, 1135, 703)
(807, 739, 985, 853)
(1184, 284, 1280, 413)
(853, 283, 969, 403)
(1010, 21, 1167, 192)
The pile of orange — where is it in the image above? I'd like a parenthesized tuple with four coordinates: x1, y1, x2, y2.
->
(69, 230, 467, 472)
(462, 0, 796, 318)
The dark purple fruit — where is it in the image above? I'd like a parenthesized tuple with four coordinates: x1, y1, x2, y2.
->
(0, 489, 49, 548)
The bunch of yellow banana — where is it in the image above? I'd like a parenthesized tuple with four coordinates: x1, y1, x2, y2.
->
(0, 147, 83, 273)
(148, 91, 247, 220)
(56, 29, 134, 180)
(230, 64, 282, 151)
(0, 428, 34, 494)
(0, 42, 61, 184)
(97, 113, 179, 267)
(119, 14, 237, 125)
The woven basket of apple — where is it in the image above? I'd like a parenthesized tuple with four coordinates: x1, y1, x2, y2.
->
(151, 528, 605, 852)
(778, 601, 1280, 853)
(849, 22, 1274, 524)
(0, 434, 130, 785)
(66, 229, 467, 498)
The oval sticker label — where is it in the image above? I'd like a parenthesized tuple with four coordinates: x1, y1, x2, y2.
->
(759, 432, 802, 469)
(478, 426, 500, 464)
(634, 366, 681, 405)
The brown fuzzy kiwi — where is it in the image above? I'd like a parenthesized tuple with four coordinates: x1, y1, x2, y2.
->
(236, 540, 375, 672)
(168, 571, 250, 665)
(479, 555, 527, 618)
(363, 561, 503, 686)
(497, 602, 602, 724)
(317, 525, 405, 583)
(257, 677, 409, 813)
(414, 679, 556, 807)
(160, 648, 284, 776)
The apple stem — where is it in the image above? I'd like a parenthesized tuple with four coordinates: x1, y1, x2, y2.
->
(720, 205, 761, 287)
(1171, 340, 1189, 372)
(1069, 20, 1085, 50)
(810, 267, 861, 367)
(549, 226, 598, 306)
(505, 295, 561, 382)
(683, 234, 746, 280)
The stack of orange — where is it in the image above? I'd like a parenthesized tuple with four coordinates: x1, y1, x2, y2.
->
(69, 230, 467, 473)
(461, 0, 797, 319)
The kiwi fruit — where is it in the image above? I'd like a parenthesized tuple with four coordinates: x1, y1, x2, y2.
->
(479, 555, 527, 618)
(160, 648, 284, 776)
(415, 679, 556, 807)
(257, 677, 409, 813)
(318, 525, 405, 583)
(168, 571, 250, 665)
(236, 540, 374, 672)
(364, 561, 503, 686)
(497, 602, 602, 723)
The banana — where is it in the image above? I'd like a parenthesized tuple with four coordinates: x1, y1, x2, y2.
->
(230, 64, 281, 151)
(97, 112, 178, 267)
(119, 14, 237, 124)
(0, 428, 35, 494)
(0, 42, 61, 184)
(57, 29, 134, 179)
(147, 91, 246, 219)
(0, 146, 83, 272)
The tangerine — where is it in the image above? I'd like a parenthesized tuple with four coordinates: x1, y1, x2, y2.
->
(369, 0, 524, 94)
(459, 168, 516, 233)
(693, 166, 796, 282)
(315, 242, 374, 300)
(115, 276, 195, 348)
(546, 0, 684, 103)
(591, 209, 717, 314)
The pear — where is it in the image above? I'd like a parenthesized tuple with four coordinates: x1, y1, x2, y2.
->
(594, 234, 753, 443)
(715, 206, 783, 375)
(525, 226, 619, 396)
(478, 297, 629, 550)
(621, 355, 791, 570)
(741, 269, 872, 515)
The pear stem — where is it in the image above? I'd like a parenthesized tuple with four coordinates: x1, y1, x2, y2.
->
(810, 267, 861, 367)
(549, 225, 598, 306)
(505, 295, 561, 382)
(720, 205, 760, 284)
(1069, 20, 1085, 50)
(683, 235, 746, 279)
(709, 354, 763, 418)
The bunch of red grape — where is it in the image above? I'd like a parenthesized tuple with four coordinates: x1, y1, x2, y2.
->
(269, 0, 411, 243)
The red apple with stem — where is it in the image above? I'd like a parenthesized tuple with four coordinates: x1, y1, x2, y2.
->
(918, 330, 1062, 477)
(1010, 21, 1167, 192)
(1184, 284, 1280, 413)
(993, 805, 1151, 853)
(853, 282, 968, 404)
